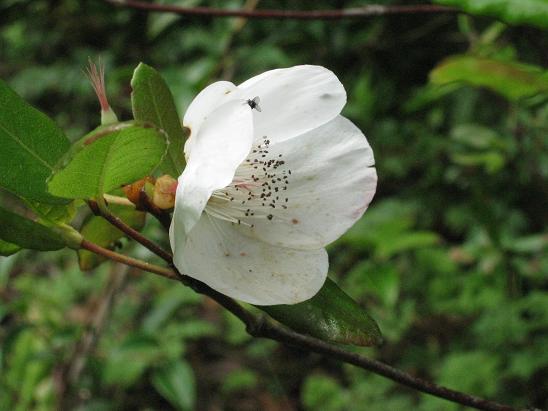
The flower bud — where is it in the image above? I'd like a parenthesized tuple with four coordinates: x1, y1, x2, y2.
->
(153, 175, 178, 210)
(86, 58, 119, 125)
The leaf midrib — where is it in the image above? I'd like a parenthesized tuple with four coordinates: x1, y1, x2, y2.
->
(0, 122, 54, 171)
(145, 75, 179, 175)
(96, 133, 118, 197)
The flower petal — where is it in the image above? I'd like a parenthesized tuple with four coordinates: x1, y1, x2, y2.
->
(173, 216, 328, 305)
(170, 100, 254, 252)
(183, 81, 242, 158)
(238, 65, 346, 143)
(238, 115, 377, 249)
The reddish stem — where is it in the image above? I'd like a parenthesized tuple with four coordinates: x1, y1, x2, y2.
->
(105, 1, 458, 20)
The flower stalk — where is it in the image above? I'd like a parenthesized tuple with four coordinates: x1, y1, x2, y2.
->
(87, 199, 172, 263)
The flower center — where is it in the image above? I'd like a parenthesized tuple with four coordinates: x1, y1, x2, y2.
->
(205, 136, 291, 227)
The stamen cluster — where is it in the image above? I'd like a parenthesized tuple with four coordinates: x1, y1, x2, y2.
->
(207, 136, 292, 226)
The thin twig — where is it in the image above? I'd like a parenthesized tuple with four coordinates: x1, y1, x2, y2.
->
(80, 239, 176, 279)
(258, 325, 518, 411)
(87, 200, 173, 263)
(104, 0, 459, 20)
(80, 238, 519, 411)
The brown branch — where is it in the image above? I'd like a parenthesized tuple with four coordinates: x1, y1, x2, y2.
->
(80, 239, 176, 279)
(88, 200, 173, 263)
(257, 325, 518, 411)
(104, 0, 459, 20)
(80, 238, 519, 411)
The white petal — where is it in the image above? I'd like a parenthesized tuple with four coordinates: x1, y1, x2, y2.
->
(238, 116, 376, 249)
(170, 100, 253, 252)
(238, 65, 346, 143)
(183, 81, 242, 158)
(173, 216, 328, 305)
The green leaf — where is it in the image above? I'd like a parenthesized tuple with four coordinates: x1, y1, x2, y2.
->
(434, 0, 548, 29)
(151, 360, 196, 411)
(78, 204, 146, 270)
(0, 206, 66, 251)
(0, 78, 70, 204)
(347, 262, 400, 307)
(376, 231, 440, 259)
(26, 200, 77, 224)
(48, 123, 168, 199)
(0, 238, 20, 256)
(131, 63, 187, 176)
(221, 369, 258, 395)
(260, 278, 382, 347)
(301, 374, 349, 411)
(103, 335, 160, 387)
(430, 55, 548, 101)
(4, 329, 49, 411)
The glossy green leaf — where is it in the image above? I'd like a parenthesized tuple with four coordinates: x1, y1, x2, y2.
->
(48, 123, 168, 199)
(0, 78, 70, 204)
(131, 63, 187, 177)
(78, 205, 146, 270)
(430, 55, 548, 101)
(151, 360, 196, 411)
(0, 206, 66, 251)
(260, 278, 382, 347)
(434, 0, 548, 29)
(0, 238, 20, 256)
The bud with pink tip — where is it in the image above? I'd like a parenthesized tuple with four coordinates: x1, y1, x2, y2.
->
(86, 58, 118, 125)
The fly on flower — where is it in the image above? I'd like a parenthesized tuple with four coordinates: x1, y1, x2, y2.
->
(246, 96, 261, 112)
(170, 65, 377, 305)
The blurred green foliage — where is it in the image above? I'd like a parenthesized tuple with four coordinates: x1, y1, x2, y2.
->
(0, 0, 547, 410)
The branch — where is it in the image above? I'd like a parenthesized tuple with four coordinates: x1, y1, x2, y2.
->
(87, 200, 173, 263)
(80, 238, 519, 411)
(104, 0, 459, 20)
(258, 325, 518, 411)
(80, 239, 176, 280)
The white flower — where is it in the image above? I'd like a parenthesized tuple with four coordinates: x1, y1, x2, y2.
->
(169, 65, 377, 305)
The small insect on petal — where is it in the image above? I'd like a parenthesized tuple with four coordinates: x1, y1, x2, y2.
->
(246, 96, 262, 112)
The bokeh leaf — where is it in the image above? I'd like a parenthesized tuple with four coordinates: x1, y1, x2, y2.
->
(102, 335, 160, 387)
(434, 0, 548, 29)
(131, 63, 187, 177)
(48, 123, 167, 199)
(0, 206, 66, 251)
(4, 329, 49, 411)
(0, 78, 70, 204)
(260, 278, 382, 347)
(151, 360, 196, 411)
(341, 199, 439, 259)
(78, 204, 146, 270)
(430, 55, 548, 101)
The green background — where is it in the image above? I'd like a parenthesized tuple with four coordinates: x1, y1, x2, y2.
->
(1, 0, 547, 410)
